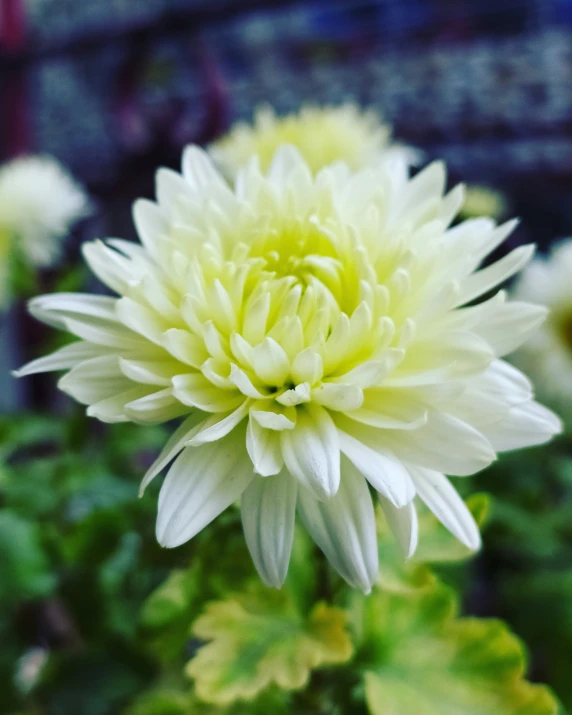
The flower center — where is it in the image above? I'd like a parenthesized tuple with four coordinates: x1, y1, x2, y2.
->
(555, 311, 572, 349)
(247, 219, 349, 306)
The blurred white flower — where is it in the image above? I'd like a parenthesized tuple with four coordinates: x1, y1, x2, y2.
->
(512, 239, 572, 407)
(0, 155, 89, 269)
(17, 146, 560, 592)
(14, 647, 48, 694)
(210, 104, 420, 179)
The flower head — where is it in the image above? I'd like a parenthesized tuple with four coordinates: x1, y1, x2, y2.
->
(210, 104, 418, 179)
(17, 146, 560, 592)
(0, 155, 89, 269)
(512, 239, 572, 407)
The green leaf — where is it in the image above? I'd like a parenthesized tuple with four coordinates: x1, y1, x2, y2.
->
(186, 586, 353, 706)
(0, 511, 55, 606)
(124, 688, 290, 715)
(354, 583, 558, 715)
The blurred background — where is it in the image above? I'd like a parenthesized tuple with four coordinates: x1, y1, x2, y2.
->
(2, 1, 572, 714)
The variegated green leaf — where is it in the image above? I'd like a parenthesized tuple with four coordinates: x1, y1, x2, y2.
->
(186, 586, 353, 706)
(352, 583, 558, 715)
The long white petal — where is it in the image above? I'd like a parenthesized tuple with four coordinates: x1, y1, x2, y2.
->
(386, 411, 497, 477)
(186, 401, 250, 446)
(140, 413, 204, 495)
(124, 388, 188, 424)
(474, 301, 547, 356)
(241, 473, 297, 587)
(480, 400, 562, 451)
(28, 293, 119, 329)
(456, 244, 534, 306)
(297, 457, 378, 592)
(132, 199, 169, 258)
(379, 498, 419, 558)
(156, 433, 253, 547)
(281, 404, 340, 500)
(337, 427, 415, 508)
(246, 417, 283, 476)
(58, 355, 132, 405)
(408, 466, 480, 550)
(13, 341, 109, 377)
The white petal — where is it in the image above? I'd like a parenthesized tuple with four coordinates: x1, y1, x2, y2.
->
(241, 473, 297, 587)
(297, 458, 378, 592)
(115, 297, 165, 345)
(408, 466, 480, 550)
(124, 388, 188, 424)
(387, 411, 497, 477)
(119, 358, 175, 386)
(336, 353, 404, 389)
(172, 373, 243, 413)
(349, 389, 428, 430)
(251, 337, 290, 386)
(229, 364, 267, 398)
(480, 400, 562, 451)
(61, 316, 145, 350)
(275, 382, 311, 406)
(140, 413, 204, 495)
(379, 498, 419, 558)
(337, 427, 414, 507)
(281, 404, 340, 500)
(13, 341, 108, 377)
(162, 329, 208, 368)
(87, 387, 149, 423)
(251, 408, 296, 431)
(246, 417, 284, 476)
(457, 244, 535, 306)
(474, 301, 547, 356)
(156, 433, 253, 547)
(182, 146, 226, 191)
(156, 167, 191, 215)
(186, 401, 250, 446)
(312, 382, 364, 411)
(291, 348, 323, 385)
(82, 241, 136, 295)
(28, 293, 118, 329)
(58, 355, 131, 405)
(132, 199, 168, 258)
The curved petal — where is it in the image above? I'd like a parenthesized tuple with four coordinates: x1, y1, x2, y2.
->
(187, 401, 250, 446)
(337, 426, 415, 508)
(241, 473, 297, 587)
(13, 341, 109, 377)
(156, 431, 253, 547)
(379, 498, 419, 559)
(139, 413, 204, 495)
(246, 417, 283, 476)
(281, 404, 340, 500)
(408, 466, 480, 550)
(297, 457, 378, 592)
(479, 400, 561, 452)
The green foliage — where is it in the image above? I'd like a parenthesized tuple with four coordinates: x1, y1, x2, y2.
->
(0, 511, 56, 607)
(350, 584, 558, 715)
(187, 588, 353, 704)
(474, 440, 572, 711)
(0, 408, 563, 715)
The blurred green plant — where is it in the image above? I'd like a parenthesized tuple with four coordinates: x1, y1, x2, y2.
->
(0, 411, 561, 715)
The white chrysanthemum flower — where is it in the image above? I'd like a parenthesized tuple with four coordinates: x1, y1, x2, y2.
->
(210, 104, 419, 179)
(512, 239, 572, 407)
(17, 146, 560, 592)
(0, 155, 89, 269)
